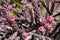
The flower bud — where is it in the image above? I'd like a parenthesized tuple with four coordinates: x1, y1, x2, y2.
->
(12, 4, 16, 7)
(21, 1, 26, 5)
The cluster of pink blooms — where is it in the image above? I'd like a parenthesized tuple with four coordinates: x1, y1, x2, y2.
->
(0, 0, 59, 40)
(20, 0, 54, 38)
(38, 16, 54, 32)
(21, 16, 54, 38)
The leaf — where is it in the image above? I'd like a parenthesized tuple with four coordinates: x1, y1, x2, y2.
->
(40, 5, 44, 11)
(49, 23, 60, 37)
(8, 32, 18, 40)
(15, 36, 20, 40)
(9, 10, 19, 20)
(10, 0, 22, 9)
(53, 12, 60, 17)
(25, 35, 32, 40)
(55, 16, 60, 21)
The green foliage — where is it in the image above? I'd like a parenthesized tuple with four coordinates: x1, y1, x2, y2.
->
(55, 16, 60, 21)
(10, 0, 22, 9)
(40, 5, 44, 11)
(9, 10, 19, 20)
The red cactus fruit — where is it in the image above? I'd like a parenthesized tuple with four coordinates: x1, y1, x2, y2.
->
(45, 23, 52, 30)
(22, 32, 28, 38)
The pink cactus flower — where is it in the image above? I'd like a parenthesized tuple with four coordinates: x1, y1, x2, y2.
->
(7, 15, 14, 21)
(46, 16, 54, 22)
(39, 18, 47, 25)
(38, 26, 45, 32)
(45, 23, 52, 30)
(22, 32, 28, 38)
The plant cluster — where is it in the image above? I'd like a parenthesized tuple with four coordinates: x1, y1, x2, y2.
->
(0, 0, 60, 40)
